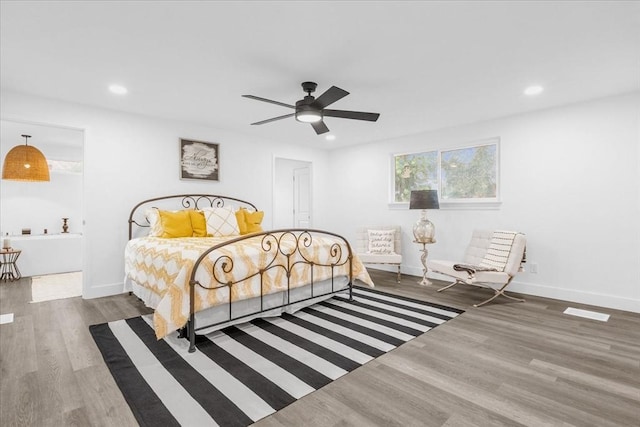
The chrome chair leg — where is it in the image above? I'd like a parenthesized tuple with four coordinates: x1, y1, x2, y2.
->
(437, 279, 465, 292)
(473, 279, 525, 307)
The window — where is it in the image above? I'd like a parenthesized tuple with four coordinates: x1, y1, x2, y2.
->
(47, 159, 83, 174)
(392, 151, 437, 203)
(441, 142, 498, 202)
(390, 138, 499, 207)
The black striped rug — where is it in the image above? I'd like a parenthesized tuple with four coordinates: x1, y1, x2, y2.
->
(90, 286, 463, 427)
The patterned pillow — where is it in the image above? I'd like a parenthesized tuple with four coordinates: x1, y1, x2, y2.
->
(479, 230, 518, 272)
(145, 208, 162, 237)
(201, 207, 240, 237)
(367, 229, 396, 254)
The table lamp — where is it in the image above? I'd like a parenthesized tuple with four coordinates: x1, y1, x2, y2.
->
(409, 190, 439, 242)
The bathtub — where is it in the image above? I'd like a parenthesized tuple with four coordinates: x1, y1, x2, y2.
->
(8, 233, 82, 277)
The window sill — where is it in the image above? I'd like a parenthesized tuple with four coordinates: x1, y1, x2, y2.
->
(439, 201, 502, 210)
(388, 201, 502, 210)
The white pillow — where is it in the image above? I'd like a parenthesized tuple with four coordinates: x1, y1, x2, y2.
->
(367, 229, 396, 254)
(201, 206, 240, 237)
(145, 208, 162, 237)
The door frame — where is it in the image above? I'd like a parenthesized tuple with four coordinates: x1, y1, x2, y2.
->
(272, 156, 313, 229)
(293, 165, 311, 228)
(0, 116, 85, 297)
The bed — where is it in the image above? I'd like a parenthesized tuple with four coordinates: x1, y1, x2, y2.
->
(125, 194, 373, 352)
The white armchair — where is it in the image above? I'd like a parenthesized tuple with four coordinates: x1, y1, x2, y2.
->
(427, 230, 526, 307)
(356, 226, 402, 283)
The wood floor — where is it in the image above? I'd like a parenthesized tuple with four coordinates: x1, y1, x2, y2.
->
(1, 270, 638, 427)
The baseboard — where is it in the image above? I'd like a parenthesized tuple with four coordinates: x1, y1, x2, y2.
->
(83, 281, 126, 299)
(84, 273, 639, 315)
(404, 266, 425, 277)
(425, 271, 639, 314)
(366, 265, 402, 275)
(509, 280, 639, 314)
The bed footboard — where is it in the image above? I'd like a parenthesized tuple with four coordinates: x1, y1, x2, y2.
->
(186, 229, 354, 353)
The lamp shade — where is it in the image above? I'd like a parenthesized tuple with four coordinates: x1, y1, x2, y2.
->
(2, 135, 50, 182)
(409, 190, 439, 210)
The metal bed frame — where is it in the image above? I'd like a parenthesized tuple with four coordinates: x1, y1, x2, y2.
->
(128, 194, 354, 353)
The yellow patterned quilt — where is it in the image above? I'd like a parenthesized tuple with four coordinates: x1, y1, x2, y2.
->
(125, 233, 373, 339)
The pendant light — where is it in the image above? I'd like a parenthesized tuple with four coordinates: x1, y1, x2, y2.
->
(2, 134, 50, 182)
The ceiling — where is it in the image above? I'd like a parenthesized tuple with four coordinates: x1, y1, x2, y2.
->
(1, 1, 638, 149)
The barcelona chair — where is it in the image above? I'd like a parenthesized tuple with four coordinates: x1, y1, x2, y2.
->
(427, 230, 527, 307)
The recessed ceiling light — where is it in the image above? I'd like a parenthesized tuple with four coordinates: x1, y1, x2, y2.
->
(524, 85, 544, 96)
(325, 134, 336, 141)
(109, 84, 128, 95)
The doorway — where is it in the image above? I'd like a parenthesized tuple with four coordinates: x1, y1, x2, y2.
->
(273, 158, 312, 229)
(0, 119, 84, 300)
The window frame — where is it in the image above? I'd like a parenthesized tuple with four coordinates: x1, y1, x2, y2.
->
(47, 159, 83, 175)
(389, 138, 501, 210)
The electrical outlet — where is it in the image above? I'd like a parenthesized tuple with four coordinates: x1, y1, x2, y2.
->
(529, 263, 538, 274)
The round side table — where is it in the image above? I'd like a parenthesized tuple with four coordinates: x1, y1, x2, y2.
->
(414, 239, 435, 286)
(0, 249, 22, 282)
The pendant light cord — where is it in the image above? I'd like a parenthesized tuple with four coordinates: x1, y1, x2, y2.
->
(21, 134, 31, 167)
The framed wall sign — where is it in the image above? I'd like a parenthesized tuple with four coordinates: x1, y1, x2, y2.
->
(180, 138, 219, 181)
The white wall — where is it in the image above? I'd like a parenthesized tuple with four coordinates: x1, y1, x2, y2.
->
(324, 92, 640, 313)
(1, 90, 331, 298)
(3, 90, 638, 313)
(0, 172, 83, 236)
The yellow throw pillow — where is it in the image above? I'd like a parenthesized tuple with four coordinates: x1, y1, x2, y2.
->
(158, 210, 193, 238)
(244, 210, 264, 234)
(235, 208, 264, 235)
(189, 210, 207, 237)
(235, 209, 248, 234)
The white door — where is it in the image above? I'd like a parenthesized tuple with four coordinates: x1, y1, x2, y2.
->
(293, 166, 311, 228)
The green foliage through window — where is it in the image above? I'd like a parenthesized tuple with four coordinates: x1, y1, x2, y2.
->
(394, 151, 437, 202)
(392, 141, 498, 203)
(441, 144, 497, 200)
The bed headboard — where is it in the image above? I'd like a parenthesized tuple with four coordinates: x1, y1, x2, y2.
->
(128, 194, 258, 239)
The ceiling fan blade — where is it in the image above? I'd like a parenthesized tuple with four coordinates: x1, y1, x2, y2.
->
(242, 95, 295, 109)
(250, 113, 295, 125)
(311, 120, 330, 135)
(323, 109, 380, 122)
(310, 86, 349, 109)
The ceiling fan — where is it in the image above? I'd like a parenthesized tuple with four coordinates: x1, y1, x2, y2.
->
(242, 82, 380, 135)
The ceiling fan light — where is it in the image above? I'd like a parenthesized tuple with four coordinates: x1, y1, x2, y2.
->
(296, 110, 322, 123)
